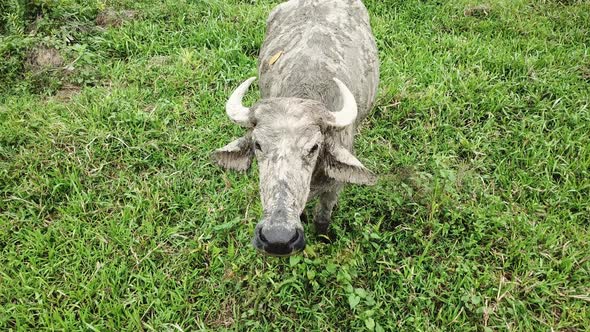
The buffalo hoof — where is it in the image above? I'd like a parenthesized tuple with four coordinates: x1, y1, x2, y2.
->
(314, 222, 334, 243)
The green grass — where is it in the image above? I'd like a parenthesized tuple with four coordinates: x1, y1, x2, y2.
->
(1, 0, 589, 330)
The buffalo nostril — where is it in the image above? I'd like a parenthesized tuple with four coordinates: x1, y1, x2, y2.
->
(258, 227, 268, 243)
(289, 229, 300, 245)
(256, 225, 305, 256)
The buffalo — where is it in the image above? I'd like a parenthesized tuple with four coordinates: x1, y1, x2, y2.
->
(213, 0, 380, 256)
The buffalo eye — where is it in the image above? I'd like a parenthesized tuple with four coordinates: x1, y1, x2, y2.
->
(308, 143, 319, 156)
(254, 141, 262, 152)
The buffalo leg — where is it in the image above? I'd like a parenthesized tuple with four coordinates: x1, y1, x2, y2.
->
(314, 186, 342, 237)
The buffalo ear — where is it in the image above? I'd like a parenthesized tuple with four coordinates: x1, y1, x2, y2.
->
(212, 136, 253, 171)
(323, 145, 377, 185)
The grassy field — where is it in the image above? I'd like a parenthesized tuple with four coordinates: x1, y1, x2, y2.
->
(1, 0, 589, 330)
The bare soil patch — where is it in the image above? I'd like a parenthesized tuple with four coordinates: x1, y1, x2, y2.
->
(96, 9, 138, 28)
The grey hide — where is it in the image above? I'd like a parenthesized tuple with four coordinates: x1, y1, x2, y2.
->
(213, 0, 380, 256)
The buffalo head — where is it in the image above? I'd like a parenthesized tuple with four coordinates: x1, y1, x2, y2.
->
(212, 77, 375, 256)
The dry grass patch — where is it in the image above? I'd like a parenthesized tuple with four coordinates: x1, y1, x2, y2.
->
(464, 4, 492, 18)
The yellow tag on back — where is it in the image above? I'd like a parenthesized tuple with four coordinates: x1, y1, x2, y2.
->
(268, 50, 284, 66)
